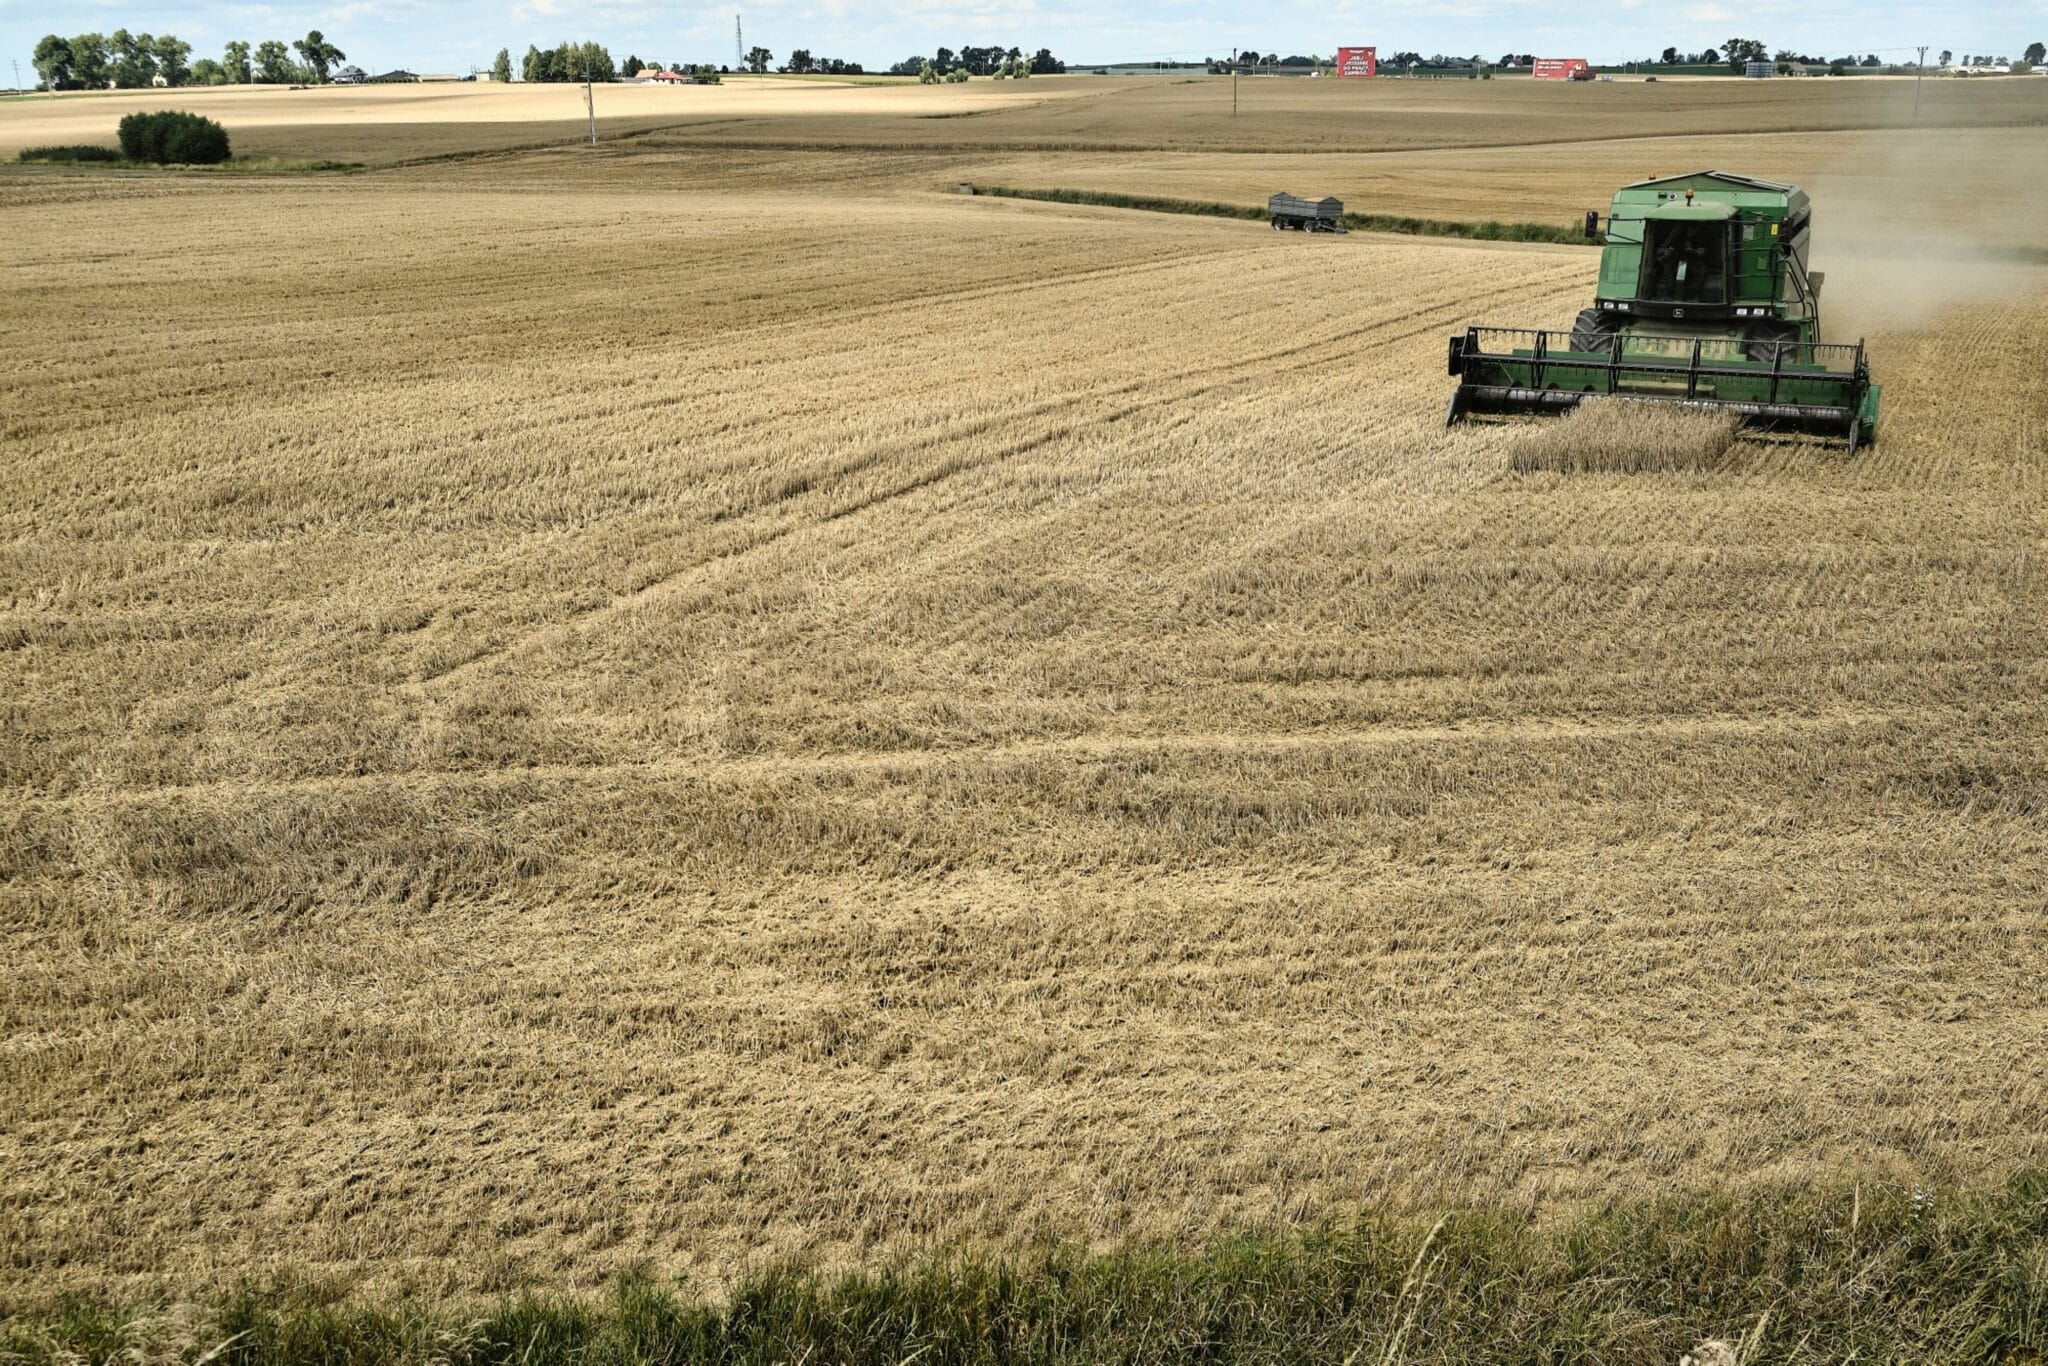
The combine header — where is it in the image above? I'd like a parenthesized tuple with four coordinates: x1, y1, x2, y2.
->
(1446, 171, 1880, 451)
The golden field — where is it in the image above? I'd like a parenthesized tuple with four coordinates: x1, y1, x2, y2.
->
(2, 76, 2046, 1302)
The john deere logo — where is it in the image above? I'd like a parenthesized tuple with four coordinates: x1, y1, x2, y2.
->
(1674, 308, 1685, 318)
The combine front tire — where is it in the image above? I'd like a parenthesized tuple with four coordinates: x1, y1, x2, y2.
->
(1569, 307, 1620, 353)
(1741, 320, 1801, 363)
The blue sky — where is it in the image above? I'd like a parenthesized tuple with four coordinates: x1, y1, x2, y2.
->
(2, 0, 2037, 78)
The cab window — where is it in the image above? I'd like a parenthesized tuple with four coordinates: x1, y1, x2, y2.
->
(1639, 220, 1730, 304)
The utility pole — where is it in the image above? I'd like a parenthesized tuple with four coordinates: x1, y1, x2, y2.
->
(1231, 49, 1237, 115)
(584, 58, 596, 145)
(1913, 45, 1928, 118)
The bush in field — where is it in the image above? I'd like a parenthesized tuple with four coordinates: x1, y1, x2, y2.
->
(18, 145, 125, 163)
(116, 110, 232, 165)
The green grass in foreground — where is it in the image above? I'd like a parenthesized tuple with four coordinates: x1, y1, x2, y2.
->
(15, 147, 362, 172)
(977, 185, 1602, 245)
(4, 1170, 2045, 1364)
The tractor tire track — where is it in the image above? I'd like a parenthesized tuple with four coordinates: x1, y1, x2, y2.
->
(14, 705, 1958, 811)
(408, 271, 1581, 692)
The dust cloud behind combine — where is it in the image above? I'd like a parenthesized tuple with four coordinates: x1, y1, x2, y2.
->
(1803, 79, 2048, 337)
(2, 75, 2044, 1302)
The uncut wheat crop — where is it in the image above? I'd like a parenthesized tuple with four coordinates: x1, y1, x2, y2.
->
(2, 82, 2046, 1303)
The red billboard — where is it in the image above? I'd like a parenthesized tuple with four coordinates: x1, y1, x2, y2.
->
(1335, 46, 1376, 78)
(1531, 57, 1591, 79)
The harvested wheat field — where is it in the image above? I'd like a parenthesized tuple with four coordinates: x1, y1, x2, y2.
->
(3, 74, 2047, 1355)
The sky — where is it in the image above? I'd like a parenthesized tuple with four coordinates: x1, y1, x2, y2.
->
(2, 0, 2038, 79)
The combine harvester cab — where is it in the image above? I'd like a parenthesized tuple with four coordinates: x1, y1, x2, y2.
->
(1446, 171, 1881, 451)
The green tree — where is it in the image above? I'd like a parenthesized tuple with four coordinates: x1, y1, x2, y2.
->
(1723, 37, 1767, 71)
(294, 30, 344, 82)
(31, 34, 74, 89)
(189, 57, 225, 84)
(153, 34, 193, 86)
(785, 48, 813, 73)
(69, 32, 111, 88)
(522, 42, 615, 83)
(1029, 48, 1063, 73)
(492, 47, 512, 81)
(522, 45, 544, 81)
(255, 39, 292, 83)
(576, 42, 614, 80)
(746, 45, 771, 72)
(223, 40, 251, 83)
(918, 59, 938, 83)
(2026, 42, 2045, 65)
(109, 29, 158, 87)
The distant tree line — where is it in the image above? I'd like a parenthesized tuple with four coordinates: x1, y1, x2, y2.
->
(1188, 38, 2045, 78)
(778, 50, 866, 74)
(1645, 38, 2044, 72)
(621, 55, 723, 78)
(32, 29, 344, 88)
(885, 46, 1064, 77)
(1207, 53, 1331, 72)
(522, 42, 616, 82)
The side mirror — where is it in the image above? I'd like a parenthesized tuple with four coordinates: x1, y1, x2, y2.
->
(1584, 211, 1601, 239)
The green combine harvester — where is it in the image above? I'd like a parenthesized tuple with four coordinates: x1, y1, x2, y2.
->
(1446, 171, 1880, 451)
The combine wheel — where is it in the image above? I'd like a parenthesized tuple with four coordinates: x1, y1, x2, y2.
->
(1568, 307, 1621, 353)
(1741, 320, 1801, 362)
